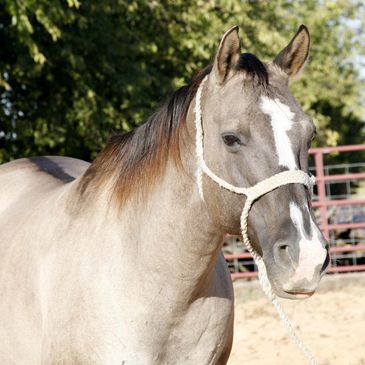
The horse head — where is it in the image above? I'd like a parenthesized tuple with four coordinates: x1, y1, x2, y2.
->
(192, 25, 329, 299)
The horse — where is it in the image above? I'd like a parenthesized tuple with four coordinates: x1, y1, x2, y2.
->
(0, 25, 329, 364)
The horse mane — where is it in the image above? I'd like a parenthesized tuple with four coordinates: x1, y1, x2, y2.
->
(78, 53, 268, 207)
(78, 66, 211, 206)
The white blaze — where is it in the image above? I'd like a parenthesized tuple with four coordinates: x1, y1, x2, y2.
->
(289, 202, 327, 282)
(260, 96, 297, 170)
(260, 97, 327, 283)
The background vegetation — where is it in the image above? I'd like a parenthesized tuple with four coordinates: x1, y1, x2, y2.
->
(0, 0, 364, 163)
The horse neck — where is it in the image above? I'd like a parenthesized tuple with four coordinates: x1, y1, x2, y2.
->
(86, 105, 223, 298)
(70, 102, 225, 297)
(118, 156, 224, 294)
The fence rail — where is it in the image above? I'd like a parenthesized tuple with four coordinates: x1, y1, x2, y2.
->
(225, 144, 365, 280)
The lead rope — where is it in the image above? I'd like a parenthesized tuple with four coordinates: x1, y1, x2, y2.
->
(194, 75, 318, 365)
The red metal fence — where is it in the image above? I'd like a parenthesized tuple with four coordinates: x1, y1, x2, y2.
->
(225, 144, 365, 280)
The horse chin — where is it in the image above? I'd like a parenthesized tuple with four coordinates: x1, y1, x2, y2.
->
(269, 279, 316, 300)
(275, 289, 315, 300)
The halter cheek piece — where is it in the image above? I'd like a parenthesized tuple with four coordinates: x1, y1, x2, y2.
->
(194, 75, 317, 365)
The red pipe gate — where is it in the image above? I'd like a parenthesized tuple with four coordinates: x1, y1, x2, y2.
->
(225, 144, 365, 280)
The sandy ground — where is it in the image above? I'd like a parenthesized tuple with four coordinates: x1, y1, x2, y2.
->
(228, 274, 365, 365)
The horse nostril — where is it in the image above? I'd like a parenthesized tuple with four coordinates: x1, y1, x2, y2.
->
(274, 242, 292, 267)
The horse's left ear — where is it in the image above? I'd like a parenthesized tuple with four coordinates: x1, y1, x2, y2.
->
(274, 25, 310, 79)
(211, 26, 241, 84)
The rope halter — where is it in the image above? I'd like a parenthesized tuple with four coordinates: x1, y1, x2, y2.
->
(194, 75, 318, 365)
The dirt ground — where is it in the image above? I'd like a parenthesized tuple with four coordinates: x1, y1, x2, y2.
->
(228, 273, 365, 365)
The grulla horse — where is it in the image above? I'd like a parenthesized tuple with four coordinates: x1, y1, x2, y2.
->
(0, 25, 329, 364)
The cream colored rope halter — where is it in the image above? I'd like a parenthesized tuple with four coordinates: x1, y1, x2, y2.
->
(194, 75, 318, 365)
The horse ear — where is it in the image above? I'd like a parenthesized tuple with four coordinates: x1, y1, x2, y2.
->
(274, 25, 310, 79)
(212, 26, 241, 84)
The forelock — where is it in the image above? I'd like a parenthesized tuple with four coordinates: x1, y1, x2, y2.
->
(236, 53, 269, 87)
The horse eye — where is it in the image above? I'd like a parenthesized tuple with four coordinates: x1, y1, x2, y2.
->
(222, 133, 241, 147)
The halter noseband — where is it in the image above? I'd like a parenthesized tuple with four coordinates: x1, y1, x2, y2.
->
(194, 75, 317, 365)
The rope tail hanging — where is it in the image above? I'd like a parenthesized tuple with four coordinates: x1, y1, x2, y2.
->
(194, 75, 318, 365)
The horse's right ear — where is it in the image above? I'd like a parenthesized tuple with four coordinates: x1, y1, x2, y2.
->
(211, 26, 241, 84)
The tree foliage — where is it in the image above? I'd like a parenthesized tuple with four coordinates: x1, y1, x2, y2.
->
(0, 0, 364, 163)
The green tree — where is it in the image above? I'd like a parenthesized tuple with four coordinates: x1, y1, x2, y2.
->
(0, 0, 364, 163)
